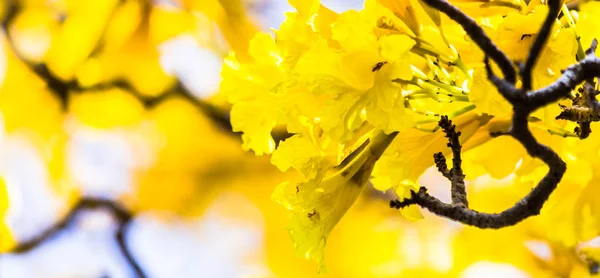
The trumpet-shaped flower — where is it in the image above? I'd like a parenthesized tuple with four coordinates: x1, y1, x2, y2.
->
(272, 131, 397, 272)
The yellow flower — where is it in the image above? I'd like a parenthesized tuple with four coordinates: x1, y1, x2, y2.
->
(223, 2, 420, 153)
(295, 15, 417, 139)
(221, 33, 284, 155)
(462, 135, 526, 179)
(376, 0, 412, 17)
(469, 64, 512, 118)
(272, 131, 396, 272)
(270, 133, 335, 180)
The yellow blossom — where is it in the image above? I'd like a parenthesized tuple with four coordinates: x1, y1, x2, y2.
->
(272, 130, 396, 272)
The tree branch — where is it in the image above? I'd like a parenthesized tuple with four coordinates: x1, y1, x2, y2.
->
(391, 179, 559, 228)
(2, 1, 86, 109)
(5, 197, 147, 278)
(389, 0, 600, 230)
(520, 0, 562, 91)
(1, 0, 291, 144)
(526, 47, 600, 108)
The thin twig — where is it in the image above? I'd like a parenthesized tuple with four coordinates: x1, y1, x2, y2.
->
(438, 116, 468, 208)
(433, 152, 451, 180)
(520, 0, 562, 91)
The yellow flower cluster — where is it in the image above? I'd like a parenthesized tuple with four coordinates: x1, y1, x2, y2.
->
(221, 0, 600, 271)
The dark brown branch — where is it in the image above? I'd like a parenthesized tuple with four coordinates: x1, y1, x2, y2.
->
(391, 68, 572, 229)
(485, 56, 522, 102)
(390, 197, 419, 210)
(387, 1, 600, 229)
(392, 178, 561, 228)
(5, 197, 146, 278)
(397, 101, 568, 225)
(520, 0, 562, 91)
(421, 0, 517, 84)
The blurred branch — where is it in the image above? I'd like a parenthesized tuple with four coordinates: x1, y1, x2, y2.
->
(5, 197, 146, 278)
(2, 0, 87, 108)
(78, 80, 237, 135)
(0, 0, 291, 144)
(0, 0, 18, 39)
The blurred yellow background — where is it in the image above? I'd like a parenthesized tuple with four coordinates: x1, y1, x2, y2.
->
(0, 0, 597, 277)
